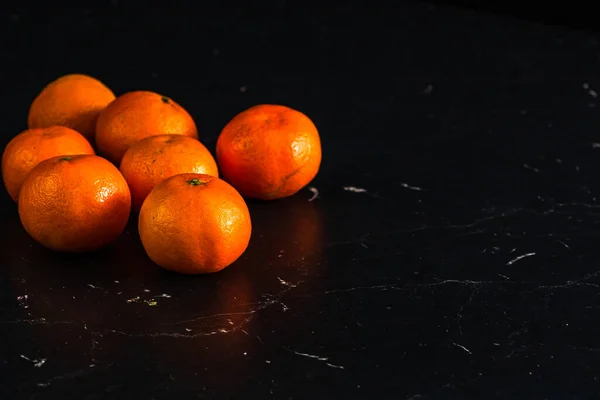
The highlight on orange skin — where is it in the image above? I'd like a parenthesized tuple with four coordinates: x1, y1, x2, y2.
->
(1, 126, 95, 202)
(119, 134, 219, 212)
(216, 104, 322, 200)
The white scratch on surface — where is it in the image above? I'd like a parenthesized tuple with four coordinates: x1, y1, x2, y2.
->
(522, 164, 540, 172)
(285, 350, 344, 370)
(343, 185, 387, 201)
(277, 277, 296, 288)
(583, 83, 598, 98)
(506, 252, 536, 266)
(127, 293, 170, 304)
(399, 182, 425, 191)
(20, 355, 47, 367)
(16, 295, 28, 308)
(87, 284, 102, 290)
(34, 359, 46, 367)
(592, 143, 600, 149)
(126, 296, 140, 303)
(453, 342, 472, 354)
(291, 350, 328, 361)
(307, 186, 319, 201)
(343, 186, 367, 193)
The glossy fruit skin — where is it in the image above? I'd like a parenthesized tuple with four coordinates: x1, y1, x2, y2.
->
(95, 91, 198, 165)
(119, 135, 219, 212)
(27, 74, 115, 141)
(216, 104, 322, 200)
(2, 126, 95, 202)
(138, 173, 252, 274)
(18, 154, 131, 252)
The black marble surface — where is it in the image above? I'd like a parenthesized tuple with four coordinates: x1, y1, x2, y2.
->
(3, 2, 600, 399)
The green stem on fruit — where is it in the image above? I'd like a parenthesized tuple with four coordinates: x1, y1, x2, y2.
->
(186, 178, 206, 186)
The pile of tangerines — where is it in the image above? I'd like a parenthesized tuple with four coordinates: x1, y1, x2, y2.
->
(1, 74, 321, 274)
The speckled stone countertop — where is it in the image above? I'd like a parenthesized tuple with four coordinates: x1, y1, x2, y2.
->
(2, 3, 600, 399)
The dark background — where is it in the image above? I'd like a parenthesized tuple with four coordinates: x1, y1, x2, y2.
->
(3, 1, 600, 399)
(428, 1, 595, 32)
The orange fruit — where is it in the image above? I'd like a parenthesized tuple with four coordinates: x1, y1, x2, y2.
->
(95, 91, 198, 165)
(216, 104, 321, 200)
(138, 173, 251, 274)
(27, 74, 115, 142)
(18, 154, 131, 252)
(2, 126, 95, 202)
(120, 134, 219, 212)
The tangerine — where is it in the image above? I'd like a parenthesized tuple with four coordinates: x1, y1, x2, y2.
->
(27, 74, 115, 142)
(95, 91, 198, 165)
(18, 154, 131, 252)
(138, 173, 251, 274)
(2, 126, 95, 202)
(119, 134, 219, 211)
(216, 104, 321, 200)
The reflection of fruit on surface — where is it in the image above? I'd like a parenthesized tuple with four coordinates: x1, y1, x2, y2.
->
(95, 91, 198, 165)
(27, 74, 115, 141)
(138, 173, 251, 274)
(249, 194, 324, 266)
(120, 135, 219, 212)
(18, 154, 131, 252)
(216, 104, 321, 200)
(2, 126, 95, 202)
